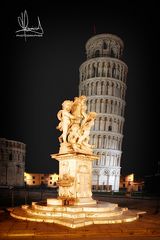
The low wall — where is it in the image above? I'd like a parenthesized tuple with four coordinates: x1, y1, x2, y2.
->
(0, 188, 58, 207)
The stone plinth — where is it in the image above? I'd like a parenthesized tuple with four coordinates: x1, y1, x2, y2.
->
(51, 153, 98, 205)
(10, 201, 144, 228)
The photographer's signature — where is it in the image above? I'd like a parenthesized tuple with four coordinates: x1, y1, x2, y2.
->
(16, 10, 44, 41)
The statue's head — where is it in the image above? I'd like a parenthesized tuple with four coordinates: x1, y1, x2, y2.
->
(79, 95, 87, 102)
(62, 100, 73, 111)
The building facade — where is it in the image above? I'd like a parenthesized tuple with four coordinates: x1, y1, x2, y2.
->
(24, 172, 59, 187)
(120, 174, 144, 192)
(79, 34, 128, 191)
(0, 138, 26, 186)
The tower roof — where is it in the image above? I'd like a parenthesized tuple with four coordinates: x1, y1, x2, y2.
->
(86, 33, 124, 50)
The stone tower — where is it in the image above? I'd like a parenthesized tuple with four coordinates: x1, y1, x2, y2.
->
(0, 138, 26, 186)
(79, 34, 128, 191)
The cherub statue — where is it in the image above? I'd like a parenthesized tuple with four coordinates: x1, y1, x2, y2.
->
(56, 96, 96, 155)
(78, 112, 96, 145)
(56, 100, 74, 143)
(71, 95, 87, 124)
(67, 96, 88, 144)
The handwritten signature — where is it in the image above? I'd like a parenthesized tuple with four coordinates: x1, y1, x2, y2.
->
(16, 10, 44, 41)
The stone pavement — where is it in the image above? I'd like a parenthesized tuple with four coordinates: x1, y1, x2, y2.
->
(0, 197, 160, 239)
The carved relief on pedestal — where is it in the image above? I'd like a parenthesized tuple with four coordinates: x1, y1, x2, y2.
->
(77, 164, 91, 198)
(57, 174, 74, 187)
(57, 173, 75, 199)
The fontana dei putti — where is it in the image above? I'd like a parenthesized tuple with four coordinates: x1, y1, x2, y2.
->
(10, 95, 144, 228)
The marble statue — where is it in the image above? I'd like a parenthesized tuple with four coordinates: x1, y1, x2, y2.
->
(57, 96, 97, 155)
(56, 100, 74, 143)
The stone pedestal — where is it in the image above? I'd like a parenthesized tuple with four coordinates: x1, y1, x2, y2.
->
(51, 153, 98, 205)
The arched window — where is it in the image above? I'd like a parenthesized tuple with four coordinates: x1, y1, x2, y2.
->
(9, 153, 12, 161)
(1, 149, 4, 159)
(110, 48, 114, 57)
(103, 41, 107, 49)
(112, 64, 116, 78)
(95, 50, 100, 58)
(108, 125, 112, 131)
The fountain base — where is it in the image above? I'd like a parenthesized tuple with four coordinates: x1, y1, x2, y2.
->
(10, 200, 144, 228)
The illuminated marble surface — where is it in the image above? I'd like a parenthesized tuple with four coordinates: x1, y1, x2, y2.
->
(52, 153, 98, 206)
(10, 200, 144, 228)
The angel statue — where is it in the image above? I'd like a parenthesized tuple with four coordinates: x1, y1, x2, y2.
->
(56, 100, 74, 143)
(56, 96, 96, 155)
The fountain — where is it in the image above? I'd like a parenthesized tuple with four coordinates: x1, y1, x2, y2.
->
(10, 96, 144, 228)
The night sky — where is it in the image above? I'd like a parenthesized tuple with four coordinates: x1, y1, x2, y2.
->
(0, 1, 158, 177)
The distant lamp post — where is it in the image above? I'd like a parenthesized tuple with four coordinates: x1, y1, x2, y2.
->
(24, 182, 28, 204)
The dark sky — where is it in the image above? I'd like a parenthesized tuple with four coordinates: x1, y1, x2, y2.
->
(0, 1, 158, 177)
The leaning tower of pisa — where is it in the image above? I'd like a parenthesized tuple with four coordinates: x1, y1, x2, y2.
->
(79, 34, 128, 191)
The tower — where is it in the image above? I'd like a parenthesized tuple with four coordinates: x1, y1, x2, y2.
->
(79, 34, 128, 191)
(0, 138, 26, 186)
